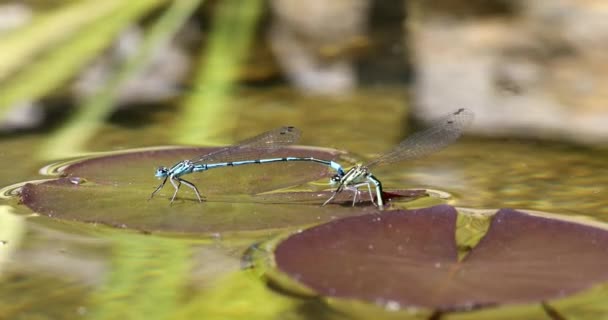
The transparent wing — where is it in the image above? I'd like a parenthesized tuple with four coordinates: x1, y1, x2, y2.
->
(366, 108, 474, 169)
(190, 126, 301, 164)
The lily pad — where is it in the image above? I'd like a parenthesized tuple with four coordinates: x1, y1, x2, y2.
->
(53, 146, 338, 195)
(18, 147, 427, 234)
(269, 205, 608, 313)
(254, 189, 427, 206)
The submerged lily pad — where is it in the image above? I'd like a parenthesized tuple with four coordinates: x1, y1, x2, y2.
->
(18, 147, 427, 234)
(269, 205, 608, 313)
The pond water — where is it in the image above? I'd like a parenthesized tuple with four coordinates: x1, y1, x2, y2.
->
(1, 87, 607, 319)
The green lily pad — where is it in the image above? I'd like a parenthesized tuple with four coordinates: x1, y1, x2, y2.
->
(254, 189, 427, 206)
(267, 205, 608, 314)
(19, 147, 427, 234)
(56, 147, 337, 195)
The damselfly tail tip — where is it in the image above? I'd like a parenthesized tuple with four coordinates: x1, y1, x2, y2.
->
(280, 126, 299, 135)
(455, 107, 474, 117)
(452, 107, 474, 118)
(448, 107, 474, 126)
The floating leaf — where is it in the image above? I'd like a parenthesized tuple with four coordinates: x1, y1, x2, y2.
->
(255, 189, 426, 206)
(269, 205, 608, 313)
(18, 146, 426, 234)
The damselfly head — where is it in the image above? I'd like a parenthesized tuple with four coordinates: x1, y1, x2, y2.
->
(155, 166, 169, 178)
(329, 174, 341, 185)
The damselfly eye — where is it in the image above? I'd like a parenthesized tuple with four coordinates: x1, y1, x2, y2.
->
(155, 167, 168, 177)
(329, 174, 341, 185)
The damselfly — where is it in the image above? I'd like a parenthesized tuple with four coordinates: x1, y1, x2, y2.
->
(150, 126, 344, 203)
(322, 108, 474, 209)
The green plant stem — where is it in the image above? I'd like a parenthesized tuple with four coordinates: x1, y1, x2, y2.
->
(89, 234, 190, 320)
(0, 0, 167, 120)
(40, 0, 202, 159)
(176, 0, 264, 145)
(0, 206, 25, 275)
(0, 0, 124, 82)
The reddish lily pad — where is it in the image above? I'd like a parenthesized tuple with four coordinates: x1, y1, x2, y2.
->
(19, 147, 426, 234)
(270, 205, 608, 312)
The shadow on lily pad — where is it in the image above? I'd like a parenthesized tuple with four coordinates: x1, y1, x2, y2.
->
(19, 147, 426, 234)
(267, 205, 608, 314)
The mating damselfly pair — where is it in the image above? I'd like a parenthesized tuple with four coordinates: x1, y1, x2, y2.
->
(151, 108, 474, 209)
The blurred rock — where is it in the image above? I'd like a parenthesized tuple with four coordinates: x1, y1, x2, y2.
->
(408, 0, 608, 145)
(0, 3, 31, 32)
(1, 23, 192, 131)
(0, 3, 40, 131)
(72, 25, 191, 106)
(0, 101, 44, 131)
(269, 0, 371, 94)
